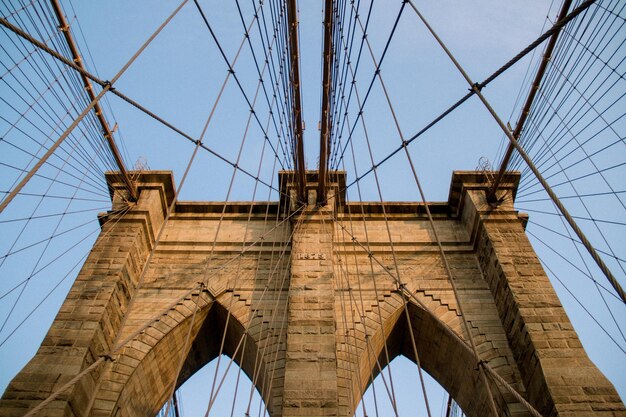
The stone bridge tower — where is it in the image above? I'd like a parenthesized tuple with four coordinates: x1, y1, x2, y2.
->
(1, 170, 623, 417)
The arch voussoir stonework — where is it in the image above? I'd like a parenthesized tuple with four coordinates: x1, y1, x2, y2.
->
(1, 171, 623, 417)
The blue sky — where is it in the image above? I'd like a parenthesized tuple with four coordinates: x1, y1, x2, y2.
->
(0, 0, 624, 415)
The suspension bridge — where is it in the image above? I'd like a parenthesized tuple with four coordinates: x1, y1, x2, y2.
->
(0, 0, 624, 416)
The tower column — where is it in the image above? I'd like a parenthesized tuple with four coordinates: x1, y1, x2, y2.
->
(282, 198, 338, 416)
(0, 172, 175, 416)
(455, 172, 624, 416)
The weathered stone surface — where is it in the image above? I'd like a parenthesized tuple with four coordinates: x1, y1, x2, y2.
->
(1, 171, 622, 417)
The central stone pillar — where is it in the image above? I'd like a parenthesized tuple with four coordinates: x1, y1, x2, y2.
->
(281, 173, 341, 416)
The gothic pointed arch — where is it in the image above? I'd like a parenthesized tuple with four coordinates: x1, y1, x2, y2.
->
(93, 292, 274, 417)
(349, 293, 526, 417)
(336, 286, 525, 417)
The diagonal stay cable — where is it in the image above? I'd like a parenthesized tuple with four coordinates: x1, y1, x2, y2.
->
(162, 28, 283, 415)
(344, 145, 399, 417)
(0, 206, 130, 301)
(0, 205, 111, 224)
(0, 0, 189, 214)
(0, 14, 286, 198)
(407, 0, 626, 304)
(518, 190, 626, 203)
(513, 88, 626, 280)
(517, 102, 626, 197)
(333, 171, 402, 414)
(0, 204, 132, 348)
(332, 0, 407, 171)
(527, 218, 626, 267)
(0, 161, 106, 198)
(0, 98, 112, 196)
(329, 0, 375, 170)
(516, 207, 625, 226)
(346, 47, 440, 417)
(0, 190, 108, 203)
(204, 212, 301, 416)
(527, 229, 626, 355)
(193, 0, 287, 170)
(529, 222, 619, 310)
(517, 162, 625, 199)
(247, 163, 293, 417)
(339, 69, 402, 417)
(234, 0, 293, 169)
(329, 0, 374, 167)
(510, 4, 625, 196)
(343, 0, 599, 192)
(0, 110, 110, 277)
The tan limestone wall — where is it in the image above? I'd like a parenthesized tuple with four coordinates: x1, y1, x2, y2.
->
(2, 171, 623, 417)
